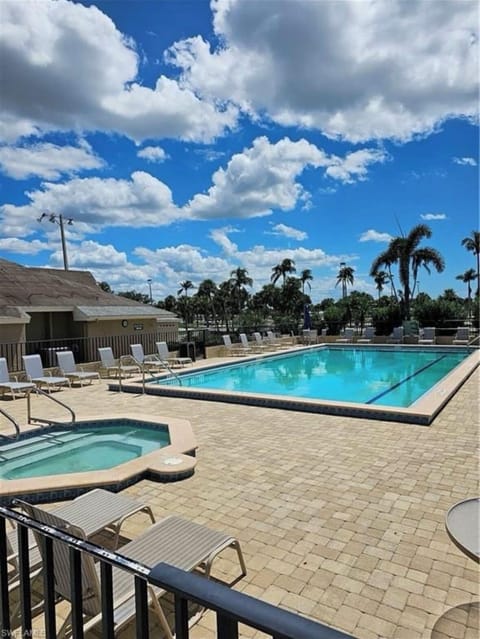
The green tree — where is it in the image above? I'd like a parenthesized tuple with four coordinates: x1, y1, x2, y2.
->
(370, 224, 445, 320)
(456, 268, 477, 311)
(196, 279, 219, 329)
(177, 280, 195, 297)
(373, 271, 390, 299)
(117, 290, 150, 304)
(461, 230, 480, 295)
(299, 269, 313, 294)
(229, 267, 253, 325)
(335, 265, 355, 298)
(271, 259, 296, 286)
(98, 281, 113, 293)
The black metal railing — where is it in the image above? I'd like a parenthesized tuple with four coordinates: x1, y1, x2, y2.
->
(0, 506, 355, 639)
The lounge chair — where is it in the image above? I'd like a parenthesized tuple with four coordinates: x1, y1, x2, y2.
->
(22, 354, 70, 393)
(453, 327, 470, 345)
(21, 503, 246, 639)
(56, 350, 100, 386)
(389, 326, 404, 343)
(357, 327, 375, 344)
(222, 334, 252, 356)
(335, 328, 355, 343)
(240, 332, 263, 353)
(130, 343, 167, 373)
(0, 357, 36, 399)
(266, 330, 285, 349)
(98, 347, 140, 378)
(8, 489, 155, 591)
(252, 332, 273, 351)
(418, 327, 436, 345)
(156, 341, 192, 367)
(302, 329, 317, 345)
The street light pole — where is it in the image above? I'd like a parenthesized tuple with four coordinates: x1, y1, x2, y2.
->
(38, 212, 73, 271)
(147, 279, 153, 304)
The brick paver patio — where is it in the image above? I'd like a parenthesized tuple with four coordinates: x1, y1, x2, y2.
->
(1, 360, 478, 638)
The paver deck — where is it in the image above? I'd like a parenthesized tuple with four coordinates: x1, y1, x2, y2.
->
(1, 357, 478, 638)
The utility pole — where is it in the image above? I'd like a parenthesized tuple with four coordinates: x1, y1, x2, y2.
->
(38, 213, 73, 270)
(147, 278, 153, 304)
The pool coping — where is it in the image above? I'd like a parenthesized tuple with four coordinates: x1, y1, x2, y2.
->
(0, 413, 197, 504)
(112, 345, 480, 426)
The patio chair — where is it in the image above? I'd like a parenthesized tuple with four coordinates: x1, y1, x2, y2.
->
(21, 504, 246, 639)
(240, 332, 264, 353)
(222, 334, 252, 356)
(266, 330, 285, 349)
(302, 329, 318, 345)
(56, 350, 100, 386)
(453, 327, 470, 345)
(335, 327, 355, 343)
(156, 341, 192, 367)
(8, 489, 155, 592)
(130, 343, 167, 373)
(0, 357, 36, 399)
(252, 332, 273, 351)
(389, 326, 404, 343)
(418, 327, 436, 345)
(357, 327, 375, 344)
(22, 354, 70, 393)
(98, 347, 140, 378)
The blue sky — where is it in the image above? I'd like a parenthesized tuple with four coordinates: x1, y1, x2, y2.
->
(0, 0, 478, 303)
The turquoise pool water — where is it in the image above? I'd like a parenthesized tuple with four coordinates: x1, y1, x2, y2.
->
(0, 419, 170, 480)
(153, 347, 468, 408)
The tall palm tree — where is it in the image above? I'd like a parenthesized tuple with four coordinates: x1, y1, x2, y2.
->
(335, 265, 355, 298)
(177, 280, 195, 297)
(299, 269, 313, 294)
(456, 268, 477, 313)
(373, 270, 390, 299)
(370, 224, 445, 320)
(197, 279, 219, 329)
(461, 231, 480, 296)
(271, 259, 296, 286)
(229, 267, 253, 324)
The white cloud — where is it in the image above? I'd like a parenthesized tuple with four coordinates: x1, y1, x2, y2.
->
(185, 137, 385, 220)
(420, 213, 447, 220)
(0, 237, 49, 254)
(137, 146, 168, 162)
(268, 223, 307, 241)
(0, 141, 103, 179)
(453, 156, 477, 166)
(169, 0, 478, 142)
(0, 0, 237, 144)
(359, 229, 393, 243)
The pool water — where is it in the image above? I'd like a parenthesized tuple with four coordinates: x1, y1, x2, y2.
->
(153, 347, 468, 408)
(0, 420, 170, 480)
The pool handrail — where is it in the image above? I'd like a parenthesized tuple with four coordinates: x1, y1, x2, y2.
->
(26, 387, 76, 427)
(0, 406, 20, 440)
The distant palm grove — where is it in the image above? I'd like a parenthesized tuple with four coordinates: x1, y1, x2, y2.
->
(101, 226, 480, 336)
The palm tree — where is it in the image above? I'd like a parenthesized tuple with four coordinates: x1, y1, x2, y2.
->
(197, 279, 218, 329)
(271, 259, 296, 286)
(456, 268, 477, 315)
(373, 271, 390, 299)
(177, 280, 195, 297)
(370, 224, 445, 319)
(336, 265, 355, 298)
(229, 267, 253, 325)
(299, 269, 313, 294)
(462, 231, 480, 295)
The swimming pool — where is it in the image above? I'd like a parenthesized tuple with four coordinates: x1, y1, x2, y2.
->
(123, 345, 479, 425)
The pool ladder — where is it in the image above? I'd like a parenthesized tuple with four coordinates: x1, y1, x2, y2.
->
(139, 359, 182, 394)
(27, 387, 76, 428)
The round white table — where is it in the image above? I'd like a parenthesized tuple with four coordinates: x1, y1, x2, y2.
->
(445, 497, 479, 563)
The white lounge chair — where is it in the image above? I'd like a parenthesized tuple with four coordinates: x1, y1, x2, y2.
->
(335, 327, 355, 343)
(252, 332, 273, 351)
(156, 341, 192, 367)
(22, 354, 70, 393)
(222, 334, 252, 356)
(22, 503, 246, 639)
(302, 329, 318, 345)
(389, 326, 404, 343)
(418, 327, 436, 345)
(0, 357, 36, 399)
(98, 347, 140, 378)
(453, 327, 470, 345)
(130, 343, 167, 372)
(266, 330, 285, 349)
(357, 327, 375, 344)
(56, 350, 100, 386)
